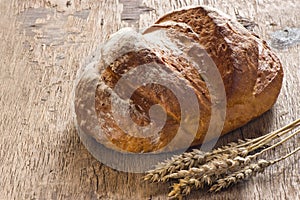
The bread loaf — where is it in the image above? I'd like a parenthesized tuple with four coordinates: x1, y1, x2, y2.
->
(74, 6, 283, 153)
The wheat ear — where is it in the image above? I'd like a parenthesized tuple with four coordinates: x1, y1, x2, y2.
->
(144, 139, 250, 182)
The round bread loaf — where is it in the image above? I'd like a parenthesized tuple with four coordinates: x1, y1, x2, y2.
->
(74, 6, 283, 153)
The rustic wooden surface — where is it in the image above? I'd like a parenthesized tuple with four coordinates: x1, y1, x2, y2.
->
(0, 0, 299, 199)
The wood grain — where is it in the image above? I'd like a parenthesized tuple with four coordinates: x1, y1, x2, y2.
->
(0, 0, 299, 199)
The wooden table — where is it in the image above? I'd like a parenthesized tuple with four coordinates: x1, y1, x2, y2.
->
(1, 0, 299, 199)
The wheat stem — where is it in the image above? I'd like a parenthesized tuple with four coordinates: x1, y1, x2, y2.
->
(272, 146, 300, 164)
(234, 118, 300, 151)
(247, 119, 300, 152)
(247, 129, 300, 160)
(209, 146, 300, 192)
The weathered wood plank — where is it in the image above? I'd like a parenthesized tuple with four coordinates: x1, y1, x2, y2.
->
(0, 0, 299, 199)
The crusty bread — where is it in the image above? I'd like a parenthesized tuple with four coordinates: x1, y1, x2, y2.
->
(74, 6, 283, 153)
(151, 6, 283, 140)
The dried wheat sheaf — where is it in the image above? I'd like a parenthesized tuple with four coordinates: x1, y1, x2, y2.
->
(144, 118, 300, 199)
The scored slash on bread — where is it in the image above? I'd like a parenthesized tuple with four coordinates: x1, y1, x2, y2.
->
(75, 6, 283, 153)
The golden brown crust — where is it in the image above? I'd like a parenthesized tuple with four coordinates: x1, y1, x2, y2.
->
(76, 6, 283, 153)
(152, 6, 283, 135)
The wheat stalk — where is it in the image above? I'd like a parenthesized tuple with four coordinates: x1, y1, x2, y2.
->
(166, 127, 300, 198)
(148, 120, 298, 182)
(209, 146, 300, 192)
(144, 118, 300, 199)
(145, 119, 300, 181)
